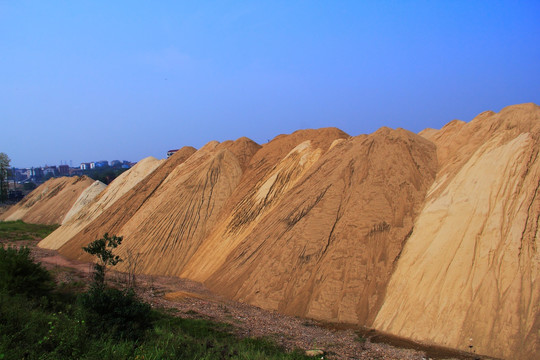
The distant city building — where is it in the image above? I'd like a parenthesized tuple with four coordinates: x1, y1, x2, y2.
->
(58, 165, 69, 176)
(12, 168, 28, 182)
(17, 159, 131, 180)
(23, 168, 32, 179)
(167, 149, 179, 158)
(43, 166, 57, 177)
(121, 160, 134, 169)
(31, 167, 43, 179)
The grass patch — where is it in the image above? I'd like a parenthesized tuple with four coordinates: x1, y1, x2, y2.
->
(0, 289, 311, 359)
(0, 220, 59, 241)
(0, 226, 312, 360)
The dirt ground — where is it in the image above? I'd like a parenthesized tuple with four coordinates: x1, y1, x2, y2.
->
(0, 205, 10, 217)
(4, 237, 493, 360)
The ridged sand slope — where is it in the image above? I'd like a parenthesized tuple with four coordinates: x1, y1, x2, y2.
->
(62, 180, 107, 224)
(55, 147, 198, 258)
(193, 128, 436, 325)
(373, 103, 540, 360)
(39, 156, 163, 249)
(0, 176, 95, 225)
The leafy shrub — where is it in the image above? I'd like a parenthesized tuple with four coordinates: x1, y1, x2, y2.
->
(83, 233, 123, 290)
(0, 245, 54, 298)
(78, 286, 153, 341)
(23, 181, 37, 191)
(79, 233, 154, 340)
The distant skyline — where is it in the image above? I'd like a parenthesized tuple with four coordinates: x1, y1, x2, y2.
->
(2, 1, 539, 168)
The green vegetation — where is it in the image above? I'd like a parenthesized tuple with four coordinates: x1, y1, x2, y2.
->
(23, 181, 38, 191)
(79, 286, 154, 341)
(85, 167, 129, 185)
(0, 245, 54, 298)
(0, 228, 311, 359)
(83, 233, 123, 290)
(0, 220, 59, 241)
(0, 152, 10, 203)
(80, 234, 154, 341)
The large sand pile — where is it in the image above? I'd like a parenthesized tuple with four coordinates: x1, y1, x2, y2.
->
(57, 130, 345, 275)
(107, 138, 261, 275)
(54, 147, 198, 258)
(62, 180, 107, 224)
(373, 103, 540, 360)
(181, 127, 350, 283)
(23, 104, 538, 359)
(39, 156, 163, 250)
(56, 140, 260, 274)
(185, 128, 436, 326)
(0, 176, 95, 225)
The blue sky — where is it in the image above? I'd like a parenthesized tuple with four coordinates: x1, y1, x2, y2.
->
(1, 1, 539, 168)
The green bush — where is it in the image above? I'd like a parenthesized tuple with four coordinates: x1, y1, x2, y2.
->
(78, 286, 154, 341)
(82, 233, 123, 290)
(0, 245, 54, 299)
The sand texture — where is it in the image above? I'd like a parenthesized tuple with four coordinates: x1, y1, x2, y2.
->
(53, 147, 198, 255)
(62, 180, 107, 224)
(192, 128, 436, 326)
(39, 156, 162, 250)
(0, 176, 95, 225)
(57, 140, 262, 276)
(181, 127, 350, 284)
(374, 103, 540, 360)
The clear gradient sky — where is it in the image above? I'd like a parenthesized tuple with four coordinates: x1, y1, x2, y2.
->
(1, 1, 539, 168)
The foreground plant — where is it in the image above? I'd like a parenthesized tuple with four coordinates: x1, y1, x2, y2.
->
(82, 233, 123, 290)
(0, 245, 54, 298)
